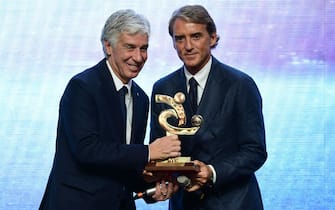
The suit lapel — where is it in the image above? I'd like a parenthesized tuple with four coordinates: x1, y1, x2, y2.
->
(98, 59, 125, 143)
(130, 84, 140, 144)
(197, 58, 229, 135)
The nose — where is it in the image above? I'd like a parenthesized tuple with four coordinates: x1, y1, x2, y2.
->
(184, 38, 193, 51)
(133, 48, 146, 63)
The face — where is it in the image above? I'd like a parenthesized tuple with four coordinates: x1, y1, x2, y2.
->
(105, 32, 148, 84)
(172, 18, 217, 74)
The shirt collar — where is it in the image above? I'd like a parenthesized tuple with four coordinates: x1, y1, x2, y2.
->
(106, 60, 132, 93)
(184, 56, 212, 90)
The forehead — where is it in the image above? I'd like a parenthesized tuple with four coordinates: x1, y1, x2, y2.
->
(118, 32, 148, 45)
(172, 18, 207, 35)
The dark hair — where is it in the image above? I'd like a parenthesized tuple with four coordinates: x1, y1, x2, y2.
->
(168, 5, 220, 48)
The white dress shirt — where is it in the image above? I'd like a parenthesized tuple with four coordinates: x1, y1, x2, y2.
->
(106, 60, 133, 144)
(183, 56, 217, 183)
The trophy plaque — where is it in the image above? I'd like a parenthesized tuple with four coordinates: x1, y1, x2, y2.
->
(144, 92, 203, 178)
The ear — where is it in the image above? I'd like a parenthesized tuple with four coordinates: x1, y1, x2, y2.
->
(172, 38, 177, 50)
(209, 33, 217, 48)
(104, 40, 112, 56)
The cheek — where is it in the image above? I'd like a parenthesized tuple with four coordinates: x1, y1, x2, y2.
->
(173, 43, 183, 51)
(142, 52, 148, 61)
(199, 42, 211, 54)
(175, 47, 184, 55)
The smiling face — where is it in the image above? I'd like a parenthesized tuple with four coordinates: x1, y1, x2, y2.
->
(172, 18, 217, 75)
(104, 32, 149, 84)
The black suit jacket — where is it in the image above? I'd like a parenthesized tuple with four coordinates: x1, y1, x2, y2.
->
(150, 57, 267, 210)
(40, 59, 150, 210)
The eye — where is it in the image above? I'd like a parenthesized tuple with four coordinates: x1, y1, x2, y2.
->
(125, 44, 136, 50)
(140, 46, 148, 52)
(192, 33, 202, 40)
(174, 36, 184, 42)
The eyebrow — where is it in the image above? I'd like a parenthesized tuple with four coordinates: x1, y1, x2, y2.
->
(191, 32, 202, 36)
(124, 43, 148, 49)
(174, 32, 203, 38)
(174, 35, 184, 39)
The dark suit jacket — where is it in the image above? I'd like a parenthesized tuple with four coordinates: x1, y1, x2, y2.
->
(150, 57, 267, 210)
(39, 59, 150, 210)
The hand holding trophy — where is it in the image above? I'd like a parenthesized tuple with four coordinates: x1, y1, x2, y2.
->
(144, 92, 203, 183)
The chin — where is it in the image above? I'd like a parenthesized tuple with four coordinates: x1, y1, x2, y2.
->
(185, 62, 199, 69)
(130, 72, 140, 78)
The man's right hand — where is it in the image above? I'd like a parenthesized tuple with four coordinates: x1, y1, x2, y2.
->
(151, 179, 179, 201)
(148, 134, 181, 161)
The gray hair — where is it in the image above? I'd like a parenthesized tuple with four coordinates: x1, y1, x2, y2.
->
(168, 5, 219, 48)
(101, 9, 150, 56)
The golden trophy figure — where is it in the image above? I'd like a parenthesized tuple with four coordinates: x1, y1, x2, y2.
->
(144, 92, 203, 180)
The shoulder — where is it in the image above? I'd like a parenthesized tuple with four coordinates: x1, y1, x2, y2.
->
(72, 59, 106, 83)
(212, 57, 256, 86)
(62, 59, 107, 97)
(153, 68, 183, 91)
(132, 81, 149, 102)
(66, 59, 107, 88)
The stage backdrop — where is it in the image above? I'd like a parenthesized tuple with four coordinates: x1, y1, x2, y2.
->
(0, 0, 334, 209)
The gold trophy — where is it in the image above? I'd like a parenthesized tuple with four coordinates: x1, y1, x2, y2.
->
(145, 92, 203, 179)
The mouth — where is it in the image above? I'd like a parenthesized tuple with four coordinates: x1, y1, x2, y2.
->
(183, 53, 198, 60)
(184, 52, 197, 57)
(127, 63, 142, 71)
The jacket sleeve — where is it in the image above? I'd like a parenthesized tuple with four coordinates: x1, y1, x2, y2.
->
(210, 76, 267, 189)
(60, 78, 149, 173)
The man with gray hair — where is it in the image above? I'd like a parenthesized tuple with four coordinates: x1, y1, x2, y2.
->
(39, 9, 180, 210)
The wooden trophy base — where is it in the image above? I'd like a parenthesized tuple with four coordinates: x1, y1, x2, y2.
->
(144, 157, 199, 182)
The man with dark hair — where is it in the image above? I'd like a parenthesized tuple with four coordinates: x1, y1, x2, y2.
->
(150, 5, 267, 210)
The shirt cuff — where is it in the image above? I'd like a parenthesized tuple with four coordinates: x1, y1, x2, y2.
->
(147, 145, 150, 162)
(208, 165, 217, 183)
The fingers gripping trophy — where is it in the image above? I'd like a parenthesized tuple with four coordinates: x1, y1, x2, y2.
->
(145, 92, 203, 183)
